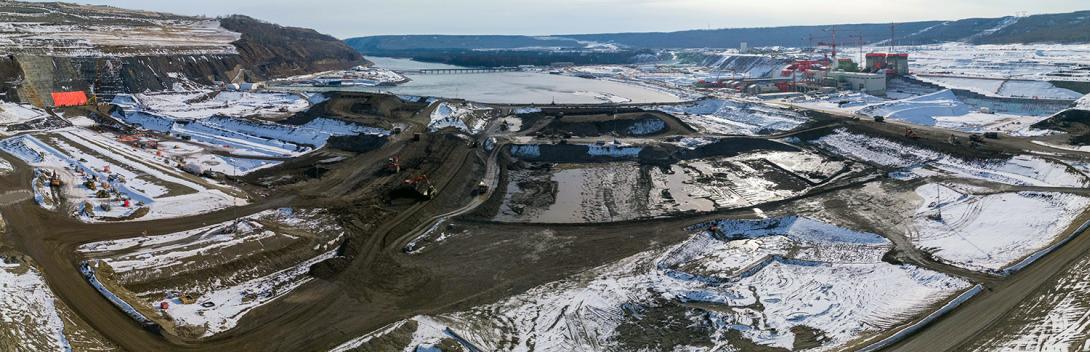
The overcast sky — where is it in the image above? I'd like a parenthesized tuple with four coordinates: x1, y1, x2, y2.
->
(45, 0, 1090, 39)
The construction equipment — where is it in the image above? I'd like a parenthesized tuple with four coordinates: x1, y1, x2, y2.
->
(49, 171, 63, 187)
(403, 175, 437, 199)
(969, 134, 984, 143)
(904, 127, 920, 140)
(385, 156, 401, 174)
(983, 132, 1000, 139)
(475, 181, 489, 196)
(873, 116, 885, 123)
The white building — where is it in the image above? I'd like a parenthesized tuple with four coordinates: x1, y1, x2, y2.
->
(831, 72, 886, 95)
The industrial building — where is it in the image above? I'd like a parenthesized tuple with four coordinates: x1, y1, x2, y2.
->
(865, 53, 910, 76)
(829, 71, 887, 95)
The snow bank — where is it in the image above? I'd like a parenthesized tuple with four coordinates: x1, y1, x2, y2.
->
(428, 102, 488, 134)
(132, 91, 310, 120)
(0, 102, 49, 126)
(587, 145, 642, 158)
(514, 107, 542, 114)
(657, 99, 807, 135)
(816, 129, 1089, 187)
(626, 119, 665, 136)
(862, 90, 971, 126)
(509, 144, 541, 158)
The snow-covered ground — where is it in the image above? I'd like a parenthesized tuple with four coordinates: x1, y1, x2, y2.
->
(277, 66, 408, 87)
(0, 1, 240, 57)
(428, 102, 490, 133)
(797, 89, 1057, 134)
(162, 248, 336, 337)
(903, 43, 1090, 82)
(0, 259, 72, 351)
(793, 92, 887, 113)
(114, 107, 387, 158)
(657, 99, 808, 135)
(121, 91, 311, 120)
(335, 217, 968, 351)
(911, 183, 1090, 273)
(815, 129, 1090, 187)
(969, 254, 1090, 351)
(0, 129, 246, 222)
(0, 102, 50, 131)
(79, 208, 344, 337)
(914, 76, 1083, 100)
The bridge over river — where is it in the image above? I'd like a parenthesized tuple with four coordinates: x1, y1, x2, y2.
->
(395, 67, 522, 75)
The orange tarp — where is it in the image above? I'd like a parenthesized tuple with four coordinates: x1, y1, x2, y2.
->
(51, 91, 88, 107)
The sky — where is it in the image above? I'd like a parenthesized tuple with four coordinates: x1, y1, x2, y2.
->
(42, 0, 1090, 38)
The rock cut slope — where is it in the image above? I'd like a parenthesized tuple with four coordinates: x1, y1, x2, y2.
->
(0, 1, 365, 106)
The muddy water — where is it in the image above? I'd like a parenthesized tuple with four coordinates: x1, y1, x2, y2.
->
(534, 168, 593, 223)
(499, 162, 716, 223)
(660, 164, 716, 212)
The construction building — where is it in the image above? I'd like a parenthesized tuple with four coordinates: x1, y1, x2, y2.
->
(865, 53, 909, 76)
(829, 71, 886, 95)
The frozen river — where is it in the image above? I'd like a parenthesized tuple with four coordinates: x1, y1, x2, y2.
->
(290, 57, 684, 105)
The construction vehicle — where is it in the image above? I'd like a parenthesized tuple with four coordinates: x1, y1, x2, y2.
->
(385, 156, 401, 174)
(983, 132, 1000, 139)
(904, 127, 920, 140)
(49, 171, 63, 187)
(475, 181, 489, 196)
(403, 175, 437, 199)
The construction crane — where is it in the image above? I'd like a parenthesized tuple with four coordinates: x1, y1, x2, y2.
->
(818, 27, 839, 59)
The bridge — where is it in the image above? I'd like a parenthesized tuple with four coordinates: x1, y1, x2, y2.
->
(396, 67, 522, 75)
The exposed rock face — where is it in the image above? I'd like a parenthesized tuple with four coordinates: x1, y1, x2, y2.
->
(0, 3, 366, 106)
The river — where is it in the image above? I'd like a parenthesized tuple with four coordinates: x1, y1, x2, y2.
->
(293, 57, 684, 105)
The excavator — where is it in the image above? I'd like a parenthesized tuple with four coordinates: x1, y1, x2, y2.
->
(904, 127, 920, 140)
(385, 156, 401, 174)
(403, 175, 436, 199)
